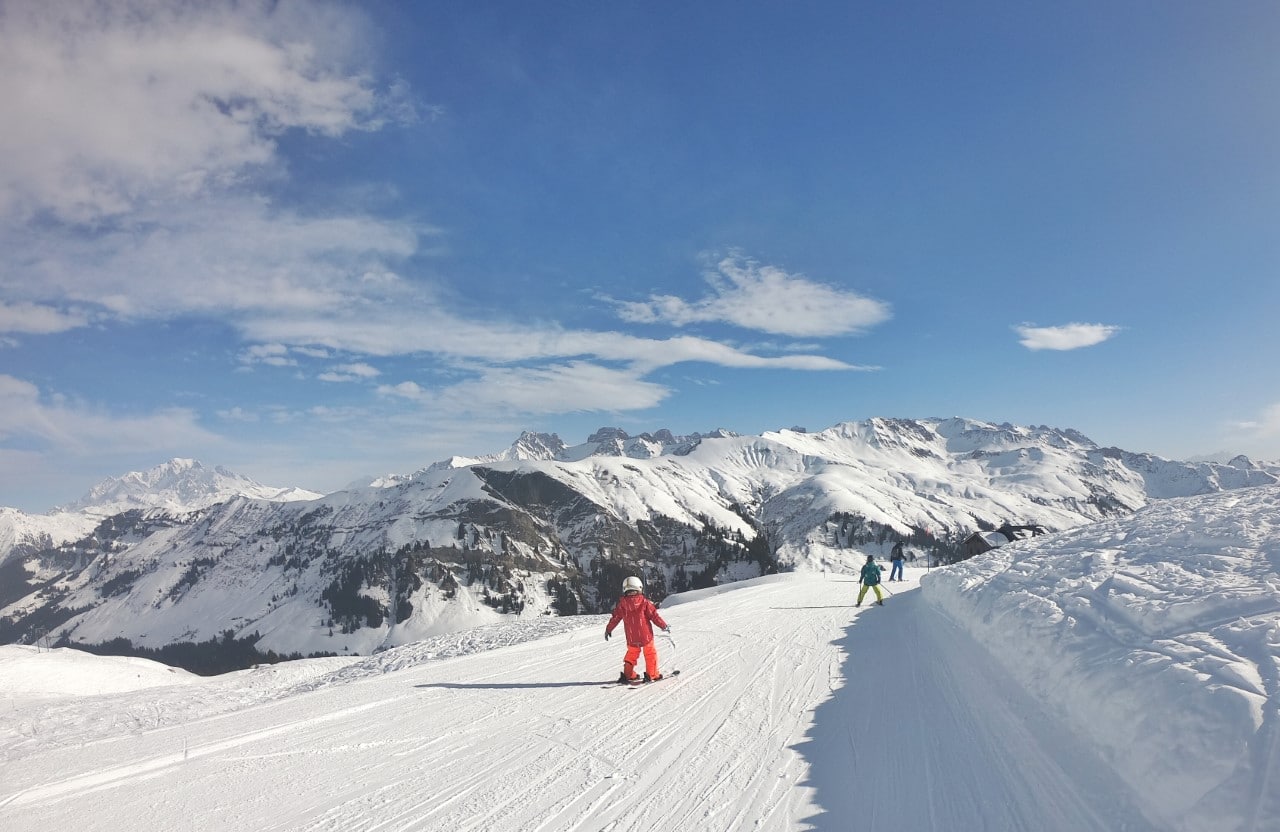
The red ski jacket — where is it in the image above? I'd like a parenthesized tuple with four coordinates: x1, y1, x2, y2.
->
(606, 594, 668, 647)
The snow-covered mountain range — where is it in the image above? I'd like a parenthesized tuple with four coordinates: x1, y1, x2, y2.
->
(3, 482, 1278, 830)
(0, 459, 320, 569)
(1, 417, 1276, 662)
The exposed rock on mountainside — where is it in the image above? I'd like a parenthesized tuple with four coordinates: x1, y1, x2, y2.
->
(2, 418, 1276, 666)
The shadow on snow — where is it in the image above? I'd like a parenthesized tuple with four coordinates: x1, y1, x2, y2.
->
(790, 590, 1158, 832)
(415, 681, 605, 691)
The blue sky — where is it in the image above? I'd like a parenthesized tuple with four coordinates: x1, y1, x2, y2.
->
(1, 0, 1278, 512)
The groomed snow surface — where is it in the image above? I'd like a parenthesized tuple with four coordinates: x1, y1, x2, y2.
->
(3, 485, 1279, 832)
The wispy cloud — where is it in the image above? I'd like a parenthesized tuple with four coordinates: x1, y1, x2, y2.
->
(1230, 402, 1280, 440)
(239, 343, 298, 368)
(0, 2, 877, 455)
(0, 0, 412, 223)
(1014, 322, 1121, 351)
(318, 362, 381, 383)
(0, 302, 89, 335)
(216, 406, 260, 423)
(0, 374, 218, 454)
(617, 253, 891, 337)
(244, 312, 865, 371)
(5, 198, 425, 322)
(0, 0, 426, 354)
(381, 362, 670, 415)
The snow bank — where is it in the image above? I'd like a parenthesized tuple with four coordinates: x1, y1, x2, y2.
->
(0, 645, 198, 698)
(921, 484, 1280, 832)
(659, 572, 798, 607)
(294, 615, 599, 690)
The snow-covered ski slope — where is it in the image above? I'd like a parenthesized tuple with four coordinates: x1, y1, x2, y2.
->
(2, 484, 1277, 831)
(0, 574, 1144, 831)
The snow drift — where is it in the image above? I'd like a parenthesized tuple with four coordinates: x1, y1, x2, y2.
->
(922, 483, 1280, 830)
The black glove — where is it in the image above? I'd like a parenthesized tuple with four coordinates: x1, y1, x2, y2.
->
(604, 631, 611, 641)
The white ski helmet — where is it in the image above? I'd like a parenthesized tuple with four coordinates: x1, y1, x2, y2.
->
(622, 576, 643, 594)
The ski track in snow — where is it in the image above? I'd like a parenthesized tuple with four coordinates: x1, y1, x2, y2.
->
(0, 572, 1160, 831)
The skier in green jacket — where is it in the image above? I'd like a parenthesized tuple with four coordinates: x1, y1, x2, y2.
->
(856, 554, 885, 607)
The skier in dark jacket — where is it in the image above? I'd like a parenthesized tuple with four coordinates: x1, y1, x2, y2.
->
(889, 542, 905, 581)
(857, 555, 885, 606)
(605, 576, 669, 682)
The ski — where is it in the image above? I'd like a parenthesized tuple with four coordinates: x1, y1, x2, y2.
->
(626, 670, 680, 687)
(602, 669, 680, 689)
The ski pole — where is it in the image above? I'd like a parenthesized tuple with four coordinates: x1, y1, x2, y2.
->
(880, 583, 895, 597)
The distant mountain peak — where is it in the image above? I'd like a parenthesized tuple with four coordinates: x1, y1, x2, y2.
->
(586, 426, 630, 444)
(421, 426, 734, 471)
(509, 431, 568, 459)
(57, 458, 321, 517)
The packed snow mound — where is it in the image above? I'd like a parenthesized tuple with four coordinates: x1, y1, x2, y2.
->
(0, 645, 198, 698)
(295, 616, 600, 691)
(921, 483, 1280, 832)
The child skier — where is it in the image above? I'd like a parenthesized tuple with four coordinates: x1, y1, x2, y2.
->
(605, 576, 669, 682)
(856, 554, 885, 606)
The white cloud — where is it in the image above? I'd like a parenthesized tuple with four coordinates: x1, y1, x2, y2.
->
(1231, 402, 1280, 438)
(0, 0, 408, 223)
(239, 343, 297, 367)
(623, 335, 863, 372)
(318, 362, 380, 382)
(244, 309, 867, 373)
(216, 406, 259, 422)
(0, 301, 89, 335)
(0, 0, 428, 345)
(334, 362, 380, 377)
(0, 374, 39, 403)
(5, 197, 425, 321)
(1014, 323, 1121, 351)
(381, 362, 669, 415)
(0, 374, 218, 453)
(307, 405, 367, 422)
(447, 363, 670, 414)
(241, 308, 869, 421)
(379, 381, 428, 402)
(0, 3, 875, 442)
(617, 254, 891, 337)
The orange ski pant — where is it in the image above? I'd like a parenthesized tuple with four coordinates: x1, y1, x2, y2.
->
(622, 641, 659, 679)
